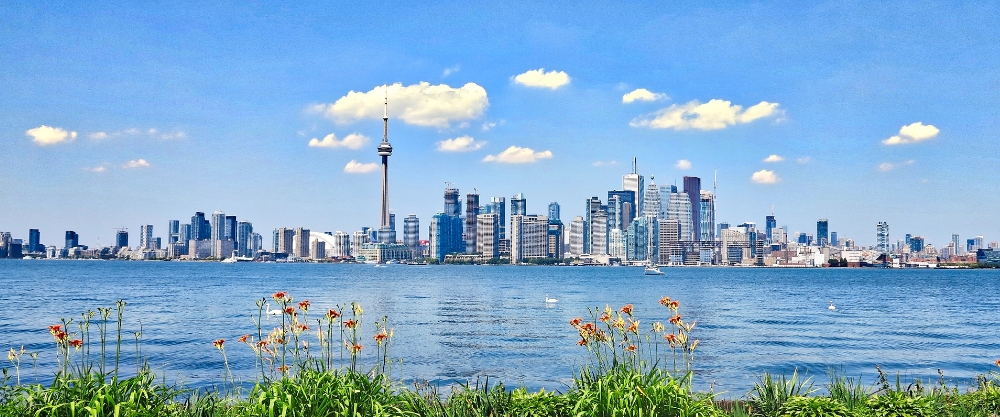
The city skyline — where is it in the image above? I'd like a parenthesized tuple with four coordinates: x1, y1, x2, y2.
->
(2, 2, 999, 247)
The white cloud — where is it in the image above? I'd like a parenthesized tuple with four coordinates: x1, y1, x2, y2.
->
(308, 133, 370, 149)
(882, 122, 939, 145)
(26, 125, 77, 146)
(482, 122, 496, 131)
(622, 88, 668, 103)
(763, 154, 784, 163)
(437, 136, 485, 152)
(313, 82, 489, 128)
(88, 128, 185, 140)
(879, 160, 915, 172)
(630, 99, 781, 130)
(442, 65, 460, 77)
(123, 159, 150, 169)
(483, 146, 553, 164)
(751, 169, 779, 184)
(675, 159, 692, 170)
(592, 160, 618, 167)
(512, 68, 571, 90)
(85, 163, 110, 173)
(344, 160, 378, 174)
(796, 156, 812, 164)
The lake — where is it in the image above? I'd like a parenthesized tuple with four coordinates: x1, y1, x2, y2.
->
(1, 260, 997, 397)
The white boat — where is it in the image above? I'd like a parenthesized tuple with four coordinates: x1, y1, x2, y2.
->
(643, 265, 664, 275)
(220, 257, 237, 264)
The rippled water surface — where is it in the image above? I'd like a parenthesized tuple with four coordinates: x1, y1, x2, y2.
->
(2, 260, 998, 396)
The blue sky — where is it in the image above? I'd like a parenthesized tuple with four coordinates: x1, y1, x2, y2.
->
(1, 1, 998, 248)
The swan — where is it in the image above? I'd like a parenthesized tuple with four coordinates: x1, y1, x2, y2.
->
(265, 302, 282, 316)
(828, 301, 836, 311)
(545, 294, 558, 303)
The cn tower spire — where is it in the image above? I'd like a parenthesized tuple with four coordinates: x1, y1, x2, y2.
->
(377, 85, 394, 240)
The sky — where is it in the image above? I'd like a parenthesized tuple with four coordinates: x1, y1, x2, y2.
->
(1, 1, 999, 248)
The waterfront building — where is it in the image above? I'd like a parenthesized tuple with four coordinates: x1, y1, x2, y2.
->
(511, 193, 526, 216)
(772, 227, 787, 246)
(211, 212, 226, 243)
(464, 192, 480, 253)
(65, 231, 79, 249)
(590, 211, 608, 255)
(765, 215, 776, 245)
(214, 239, 234, 259)
(608, 190, 635, 228)
(547, 220, 564, 259)
(0, 232, 11, 258)
(952, 234, 962, 255)
(225, 216, 237, 245)
(606, 195, 621, 233)
(622, 158, 644, 216)
(817, 219, 829, 246)
(293, 228, 310, 258)
(625, 216, 650, 262)
(352, 230, 370, 247)
(28, 229, 41, 253)
(140, 224, 153, 250)
(329, 231, 351, 257)
(237, 221, 253, 257)
(876, 222, 890, 254)
(476, 213, 500, 259)
(658, 219, 682, 265)
(274, 227, 295, 254)
(831, 232, 838, 247)
(112, 229, 127, 248)
(490, 197, 507, 239)
(178, 224, 190, 246)
(720, 227, 748, 265)
(547, 201, 560, 222)
(168, 220, 180, 244)
(510, 215, 548, 262)
(910, 236, 925, 253)
(357, 242, 411, 263)
(642, 179, 661, 220)
(699, 191, 715, 243)
(665, 192, 693, 242)
(444, 188, 461, 217)
(188, 239, 212, 259)
(429, 212, 463, 261)
(310, 240, 325, 260)
(568, 216, 585, 256)
(191, 212, 206, 241)
(683, 176, 701, 242)
(403, 214, 420, 256)
(608, 228, 625, 259)
(584, 197, 602, 253)
(644, 215, 659, 263)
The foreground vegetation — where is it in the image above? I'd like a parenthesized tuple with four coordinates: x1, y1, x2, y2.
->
(3, 294, 999, 416)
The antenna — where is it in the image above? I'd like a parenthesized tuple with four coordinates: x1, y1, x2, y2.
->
(632, 157, 637, 174)
(445, 181, 453, 189)
(771, 204, 775, 216)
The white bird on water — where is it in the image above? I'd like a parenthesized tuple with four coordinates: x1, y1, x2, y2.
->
(545, 294, 558, 303)
(828, 301, 836, 311)
(265, 302, 282, 316)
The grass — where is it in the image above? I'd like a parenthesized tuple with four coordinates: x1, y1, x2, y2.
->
(2, 293, 1000, 416)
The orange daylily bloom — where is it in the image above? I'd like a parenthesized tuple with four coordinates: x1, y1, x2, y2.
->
(669, 300, 680, 310)
(326, 309, 341, 319)
(669, 315, 682, 325)
(659, 296, 671, 306)
(70, 339, 83, 349)
(373, 331, 388, 344)
(48, 325, 62, 334)
(344, 319, 357, 329)
(213, 339, 225, 349)
(620, 304, 634, 315)
(351, 344, 363, 353)
(569, 318, 583, 327)
(284, 307, 296, 315)
(577, 338, 588, 346)
(298, 300, 310, 311)
(237, 334, 250, 343)
(599, 313, 610, 323)
(625, 344, 637, 352)
(277, 365, 290, 373)
(272, 291, 288, 301)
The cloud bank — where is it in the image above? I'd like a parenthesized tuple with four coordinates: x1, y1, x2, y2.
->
(763, 154, 784, 162)
(123, 159, 150, 169)
(630, 99, 781, 130)
(344, 160, 378, 174)
(314, 82, 489, 128)
(675, 159, 692, 170)
(751, 169, 779, 184)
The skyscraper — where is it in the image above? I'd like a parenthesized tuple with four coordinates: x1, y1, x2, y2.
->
(444, 187, 461, 217)
(65, 231, 79, 249)
(403, 214, 420, 256)
(178, 224, 190, 246)
(464, 192, 480, 253)
(140, 225, 153, 250)
(377, 90, 394, 244)
(476, 213, 500, 259)
(548, 202, 560, 222)
(210, 212, 226, 243)
(641, 178, 661, 219)
(584, 197, 602, 254)
(28, 229, 41, 253)
(952, 234, 962, 255)
(765, 215, 776, 244)
(830, 232, 838, 247)
(622, 158, 644, 216)
(225, 215, 237, 244)
(237, 221, 253, 257)
(116, 230, 129, 248)
(547, 220, 564, 258)
(665, 192, 693, 241)
(590, 211, 608, 255)
(699, 191, 715, 243)
(293, 227, 310, 258)
(510, 215, 548, 262)
(168, 220, 180, 244)
(608, 190, 636, 228)
(429, 212, 463, 261)
(876, 222, 890, 254)
(817, 219, 829, 246)
(491, 197, 506, 239)
(511, 193, 526, 216)
(191, 212, 207, 241)
(683, 176, 701, 242)
(568, 216, 585, 256)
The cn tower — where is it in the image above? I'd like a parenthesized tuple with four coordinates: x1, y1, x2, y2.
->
(377, 88, 393, 243)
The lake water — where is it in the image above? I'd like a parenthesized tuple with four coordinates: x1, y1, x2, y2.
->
(1, 260, 998, 397)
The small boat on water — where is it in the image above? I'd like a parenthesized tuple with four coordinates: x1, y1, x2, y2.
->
(220, 257, 237, 264)
(374, 263, 387, 268)
(644, 265, 664, 275)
